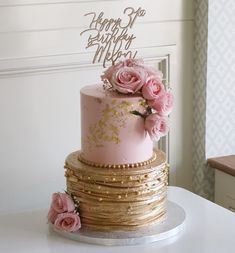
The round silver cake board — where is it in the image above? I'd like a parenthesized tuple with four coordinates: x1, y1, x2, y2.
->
(50, 201, 186, 246)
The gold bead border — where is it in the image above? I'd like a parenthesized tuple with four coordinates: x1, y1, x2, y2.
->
(77, 152, 157, 169)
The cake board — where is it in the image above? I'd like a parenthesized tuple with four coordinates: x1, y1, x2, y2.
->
(49, 200, 186, 246)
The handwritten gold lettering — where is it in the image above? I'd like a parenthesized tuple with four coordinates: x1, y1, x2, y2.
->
(81, 7, 146, 67)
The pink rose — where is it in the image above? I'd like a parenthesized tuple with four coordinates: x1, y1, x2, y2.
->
(148, 92, 174, 116)
(111, 67, 147, 94)
(51, 193, 75, 214)
(54, 213, 81, 232)
(101, 58, 165, 96)
(144, 67, 163, 82)
(101, 61, 124, 82)
(142, 78, 165, 100)
(123, 58, 144, 67)
(145, 113, 169, 141)
(101, 59, 142, 82)
(47, 206, 58, 224)
(123, 59, 163, 81)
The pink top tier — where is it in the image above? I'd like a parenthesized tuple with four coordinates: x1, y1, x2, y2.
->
(80, 85, 153, 165)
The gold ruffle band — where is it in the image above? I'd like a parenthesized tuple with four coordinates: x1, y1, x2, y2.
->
(64, 150, 168, 232)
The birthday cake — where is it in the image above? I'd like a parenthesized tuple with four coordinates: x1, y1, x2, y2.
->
(47, 59, 173, 233)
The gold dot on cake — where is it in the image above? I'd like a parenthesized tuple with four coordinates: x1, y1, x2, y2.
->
(97, 186, 101, 189)
(68, 176, 78, 183)
(129, 176, 133, 180)
(106, 191, 109, 194)
(88, 191, 91, 194)
(118, 195, 122, 199)
(88, 176, 91, 180)
(125, 193, 128, 198)
(112, 178, 116, 181)
(99, 198, 103, 202)
(121, 181, 124, 184)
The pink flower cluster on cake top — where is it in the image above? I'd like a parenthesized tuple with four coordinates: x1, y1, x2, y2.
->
(47, 192, 81, 232)
(101, 59, 173, 141)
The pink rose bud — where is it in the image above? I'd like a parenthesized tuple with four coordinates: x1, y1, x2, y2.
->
(47, 206, 58, 224)
(51, 193, 75, 214)
(148, 91, 174, 116)
(142, 78, 165, 100)
(111, 66, 147, 94)
(123, 58, 144, 67)
(54, 213, 81, 232)
(145, 113, 170, 141)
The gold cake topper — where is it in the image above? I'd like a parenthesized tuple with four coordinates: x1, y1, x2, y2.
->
(80, 7, 146, 67)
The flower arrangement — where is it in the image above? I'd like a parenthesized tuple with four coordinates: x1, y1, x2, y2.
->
(101, 58, 173, 141)
(47, 192, 81, 232)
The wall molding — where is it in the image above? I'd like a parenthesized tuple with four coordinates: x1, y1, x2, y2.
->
(0, 20, 193, 35)
(0, 0, 193, 33)
(0, 45, 176, 77)
(0, 0, 119, 7)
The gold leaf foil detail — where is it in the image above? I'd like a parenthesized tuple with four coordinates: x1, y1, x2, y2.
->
(84, 100, 135, 149)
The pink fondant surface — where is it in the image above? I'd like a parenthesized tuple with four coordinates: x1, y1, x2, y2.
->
(80, 84, 153, 165)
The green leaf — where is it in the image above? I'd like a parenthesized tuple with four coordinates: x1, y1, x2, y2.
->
(130, 110, 145, 118)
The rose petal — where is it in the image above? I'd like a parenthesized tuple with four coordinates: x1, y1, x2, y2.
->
(54, 213, 81, 232)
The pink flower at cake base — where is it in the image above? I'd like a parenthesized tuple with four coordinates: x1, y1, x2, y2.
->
(148, 92, 174, 116)
(51, 193, 75, 214)
(111, 67, 147, 94)
(47, 206, 58, 224)
(142, 78, 165, 100)
(145, 113, 169, 141)
(54, 213, 81, 232)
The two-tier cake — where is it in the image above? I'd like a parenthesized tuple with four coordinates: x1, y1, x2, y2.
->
(47, 59, 173, 233)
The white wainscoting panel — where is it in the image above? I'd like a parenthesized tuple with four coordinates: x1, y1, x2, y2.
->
(0, 0, 194, 213)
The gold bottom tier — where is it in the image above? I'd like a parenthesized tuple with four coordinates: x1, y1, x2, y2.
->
(64, 150, 168, 232)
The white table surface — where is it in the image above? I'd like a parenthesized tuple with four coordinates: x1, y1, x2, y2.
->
(1, 186, 235, 253)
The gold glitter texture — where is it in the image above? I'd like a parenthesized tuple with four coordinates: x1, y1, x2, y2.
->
(85, 100, 139, 150)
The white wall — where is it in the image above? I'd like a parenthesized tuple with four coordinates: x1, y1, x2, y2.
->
(0, 0, 194, 213)
(206, 0, 235, 158)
